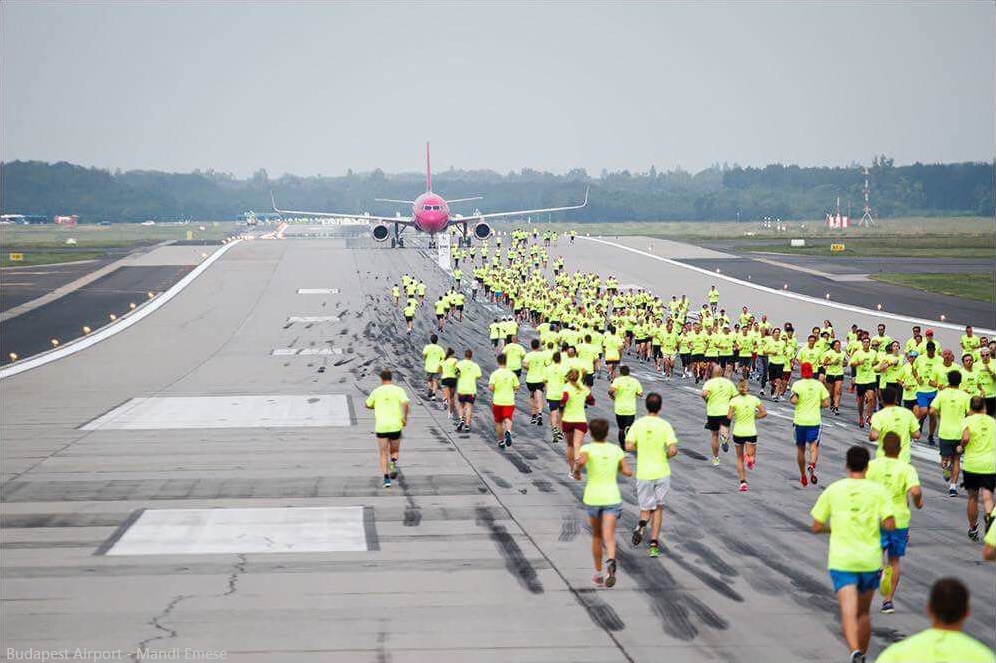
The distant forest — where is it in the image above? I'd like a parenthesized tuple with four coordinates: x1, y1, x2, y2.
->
(1, 157, 992, 223)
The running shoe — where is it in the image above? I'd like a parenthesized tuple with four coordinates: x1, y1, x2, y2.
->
(536, 414, 543, 426)
(455, 421, 466, 432)
(721, 441, 730, 453)
(833, 407, 840, 416)
(631, 524, 644, 546)
(498, 438, 506, 450)
(942, 466, 952, 480)
(592, 574, 604, 586)
(800, 475, 809, 487)
(772, 395, 781, 403)
(969, 525, 980, 541)
(605, 558, 617, 588)
(808, 464, 818, 485)
(383, 476, 392, 489)
(849, 650, 865, 663)
(881, 601, 895, 614)
(529, 413, 537, 425)
(739, 482, 748, 493)
(928, 435, 935, 446)
(948, 487, 957, 497)
(880, 566, 893, 597)
(711, 457, 721, 466)
(504, 430, 513, 447)
(389, 461, 398, 480)
(648, 543, 661, 558)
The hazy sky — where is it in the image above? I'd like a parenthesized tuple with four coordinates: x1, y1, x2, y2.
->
(2, 1, 993, 177)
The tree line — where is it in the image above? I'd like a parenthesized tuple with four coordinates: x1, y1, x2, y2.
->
(1, 157, 992, 223)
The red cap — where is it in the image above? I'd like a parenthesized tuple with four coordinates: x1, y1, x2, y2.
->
(800, 362, 814, 378)
(925, 329, 935, 335)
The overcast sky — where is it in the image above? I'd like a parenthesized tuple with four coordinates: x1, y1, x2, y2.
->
(2, 1, 993, 178)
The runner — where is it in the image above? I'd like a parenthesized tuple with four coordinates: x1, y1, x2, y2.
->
(728, 379, 767, 492)
(822, 339, 846, 414)
(523, 339, 548, 427)
(603, 325, 623, 380)
(930, 371, 971, 497)
(422, 334, 445, 401)
(867, 432, 923, 614)
(850, 337, 879, 428)
(403, 297, 417, 335)
(913, 341, 941, 444)
(433, 295, 448, 332)
(701, 366, 737, 466)
(790, 362, 830, 487)
(876, 578, 995, 662)
(869, 387, 921, 464)
(626, 392, 678, 557)
(608, 365, 643, 448)
(545, 350, 568, 443)
(810, 445, 896, 663)
(364, 370, 410, 488)
(578, 418, 631, 588)
(455, 349, 482, 433)
(959, 396, 995, 542)
(488, 353, 520, 449)
(562, 368, 595, 479)
(503, 335, 527, 380)
(440, 347, 458, 420)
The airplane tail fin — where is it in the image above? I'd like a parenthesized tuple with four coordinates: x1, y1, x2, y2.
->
(425, 141, 432, 192)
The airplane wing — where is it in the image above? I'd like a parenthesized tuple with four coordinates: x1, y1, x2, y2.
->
(271, 192, 409, 224)
(458, 187, 588, 221)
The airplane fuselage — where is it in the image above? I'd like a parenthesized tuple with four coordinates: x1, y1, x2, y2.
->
(411, 192, 450, 235)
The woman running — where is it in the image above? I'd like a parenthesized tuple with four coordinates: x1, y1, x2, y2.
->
(728, 379, 767, 492)
(562, 368, 595, 479)
(440, 347, 458, 419)
(822, 339, 845, 414)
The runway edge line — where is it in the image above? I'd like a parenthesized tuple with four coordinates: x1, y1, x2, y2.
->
(0, 240, 242, 380)
(580, 236, 996, 335)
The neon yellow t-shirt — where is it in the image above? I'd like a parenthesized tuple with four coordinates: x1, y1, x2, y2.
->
(441, 356, 458, 380)
(545, 360, 566, 398)
(866, 457, 920, 529)
(581, 442, 626, 506)
(364, 384, 410, 434)
(625, 415, 677, 480)
(503, 343, 526, 371)
(962, 413, 996, 474)
(810, 478, 893, 572)
(876, 629, 995, 663)
(870, 406, 920, 464)
(930, 389, 971, 441)
(562, 382, 591, 423)
(488, 367, 519, 406)
(423, 344, 445, 373)
(790, 379, 829, 426)
(523, 350, 548, 384)
(728, 394, 761, 437)
(455, 359, 482, 395)
(603, 334, 622, 362)
(851, 349, 878, 385)
(702, 377, 737, 417)
(610, 375, 643, 416)
(822, 349, 845, 377)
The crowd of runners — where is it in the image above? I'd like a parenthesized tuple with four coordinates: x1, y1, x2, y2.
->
(364, 229, 995, 663)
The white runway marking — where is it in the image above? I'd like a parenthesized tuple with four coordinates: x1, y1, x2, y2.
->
(297, 288, 340, 294)
(272, 347, 344, 356)
(105, 507, 369, 555)
(81, 394, 351, 430)
(287, 316, 338, 323)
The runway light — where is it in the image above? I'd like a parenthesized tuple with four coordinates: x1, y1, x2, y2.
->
(9, 353, 18, 361)
(50, 339, 59, 347)
(109, 314, 117, 321)
(129, 302, 137, 310)
(715, 268, 721, 274)
(940, 314, 946, 322)
(147, 292, 155, 299)
(783, 283, 788, 290)
(82, 326, 91, 334)
(825, 293, 831, 299)
(201, 252, 208, 259)
(876, 304, 883, 311)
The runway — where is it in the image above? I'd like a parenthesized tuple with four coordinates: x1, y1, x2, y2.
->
(2, 234, 993, 663)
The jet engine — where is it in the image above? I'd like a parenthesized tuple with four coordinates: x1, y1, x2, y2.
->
(473, 222, 493, 241)
(371, 224, 391, 242)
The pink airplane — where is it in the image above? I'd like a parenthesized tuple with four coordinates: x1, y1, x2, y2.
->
(271, 143, 588, 248)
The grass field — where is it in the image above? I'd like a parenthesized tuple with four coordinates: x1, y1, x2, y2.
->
(870, 272, 995, 303)
(514, 217, 995, 258)
(0, 222, 238, 267)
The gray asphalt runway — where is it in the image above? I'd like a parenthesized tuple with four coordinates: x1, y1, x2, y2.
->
(1, 234, 992, 663)
(747, 254, 995, 277)
(0, 259, 115, 311)
(0, 265, 193, 365)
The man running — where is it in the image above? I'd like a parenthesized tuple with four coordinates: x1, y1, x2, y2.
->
(364, 370, 410, 488)
(867, 432, 923, 614)
(959, 396, 995, 542)
(608, 365, 643, 448)
(701, 366, 737, 466)
(876, 578, 995, 662)
(930, 370, 971, 496)
(455, 349, 482, 433)
(869, 387, 921, 464)
(728, 379, 767, 492)
(851, 337, 879, 427)
(422, 334, 445, 401)
(523, 339, 548, 427)
(790, 362, 830, 487)
(578, 418, 632, 588)
(488, 353, 520, 449)
(626, 392, 678, 558)
(810, 445, 896, 663)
